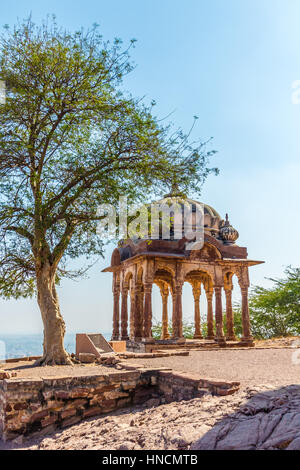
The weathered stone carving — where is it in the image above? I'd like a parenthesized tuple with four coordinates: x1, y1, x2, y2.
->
(219, 214, 239, 245)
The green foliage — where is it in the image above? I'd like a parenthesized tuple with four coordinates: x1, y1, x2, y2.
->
(233, 267, 300, 339)
(151, 320, 165, 340)
(152, 312, 244, 341)
(182, 321, 195, 339)
(152, 318, 195, 339)
(0, 16, 218, 299)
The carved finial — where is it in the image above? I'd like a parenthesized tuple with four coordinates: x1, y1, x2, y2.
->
(220, 213, 239, 245)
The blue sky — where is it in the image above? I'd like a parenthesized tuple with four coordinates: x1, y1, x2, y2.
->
(1, 0, 300, 334)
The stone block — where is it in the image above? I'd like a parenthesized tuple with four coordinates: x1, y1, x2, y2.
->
(13, 402, 28, 411)
(0, 370, 11, 380)
(103, 390, 129, 400)
(93, 384, 118, 394)
(53, 390, 70, 400)
(109, 341, 127, 353)
(99, 399, 116, 412)
(82, 406, 102, 418)
(61, 415, 81, 428)
(214, 386, 240, 396)
(64, 398, 88, 409)
(70, 387, 92, 398)
(41, 414, 57, 428)
(79, 353, 96, 363)
(121, 381, 137, 391)
(30, 410, 49, 423)
(60, 408, 77, 420)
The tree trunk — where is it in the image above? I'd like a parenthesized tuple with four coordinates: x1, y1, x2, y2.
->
(34, 263, 73, 366)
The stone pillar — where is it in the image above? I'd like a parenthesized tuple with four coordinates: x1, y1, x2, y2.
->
(206, 289, 214, 340)
(143, 282, 153, 339)
(160, 286, 170, 340)
(192, 284, 202, 339)
(171, 290, 176, 338)
(172, 282, 183, 339)
(214, 286, 226, 346)
(225, 288, 236, 341)
(139, 288, 144, 336)
(240, 286, 254, 345)
(112, 285, 120, 340)
(129, 290, 135, 339)
(134, 285, 143, 339)
(121, 288, 129, 340)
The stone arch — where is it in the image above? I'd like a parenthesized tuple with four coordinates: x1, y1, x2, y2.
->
(154, 261, 176, 279)
(189, 241, 222, 261)
(184, 268, 214, 292)
(123, 270, 133, 290)
(222, 267, 242, 288)
(154, 268, 173, 283)
(136, 266, 144, 286)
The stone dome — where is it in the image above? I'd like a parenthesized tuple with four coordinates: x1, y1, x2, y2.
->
(122, 190, 239, 247)
(153, 195, 223, 240)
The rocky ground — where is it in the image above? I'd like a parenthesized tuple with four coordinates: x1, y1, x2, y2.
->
(1, 383, 300, 450)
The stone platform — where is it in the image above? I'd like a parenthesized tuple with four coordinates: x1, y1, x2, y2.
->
(126, 338, 255, 353)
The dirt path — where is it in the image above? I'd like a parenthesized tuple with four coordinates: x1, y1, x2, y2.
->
(2, 361, 114, 378)
(125, 348, 300, 387)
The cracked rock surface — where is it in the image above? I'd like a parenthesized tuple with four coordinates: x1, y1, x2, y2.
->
(192, 385, 300, 450)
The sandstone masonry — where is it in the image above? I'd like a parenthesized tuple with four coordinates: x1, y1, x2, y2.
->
(0, 367, 239, 442)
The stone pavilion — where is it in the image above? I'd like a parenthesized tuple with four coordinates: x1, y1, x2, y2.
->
(103, 194, 263, 352)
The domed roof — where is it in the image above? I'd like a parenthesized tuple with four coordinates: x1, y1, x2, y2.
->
(154, 195, 221, 220)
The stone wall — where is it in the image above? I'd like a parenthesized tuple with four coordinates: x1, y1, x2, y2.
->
(0, 368, 240, 442)
(0, 370, 158, 442)
(158, 371, 240, 401)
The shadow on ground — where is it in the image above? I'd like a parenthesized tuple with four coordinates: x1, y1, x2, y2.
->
(191, 384, 300, 450)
